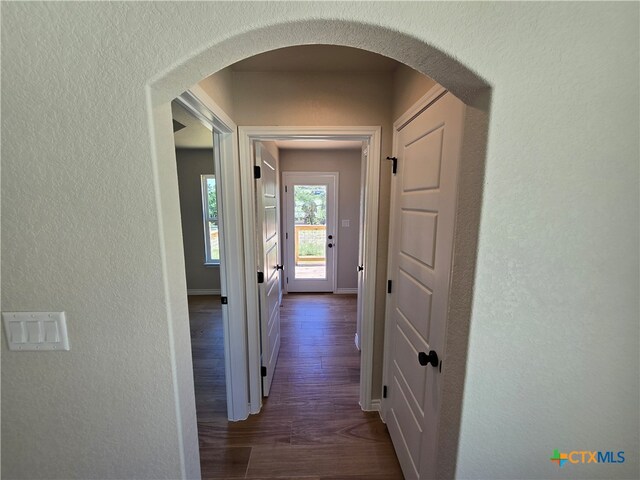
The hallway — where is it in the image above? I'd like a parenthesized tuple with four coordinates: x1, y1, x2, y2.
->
(189, 293, 403, 479)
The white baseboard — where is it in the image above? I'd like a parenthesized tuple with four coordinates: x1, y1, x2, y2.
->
(334, 288, 358, 294)
(360, 398, 381, 412)
(187, 289, 221, 295)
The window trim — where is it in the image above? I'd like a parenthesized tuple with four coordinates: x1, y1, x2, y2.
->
(200, 174, 220, 265)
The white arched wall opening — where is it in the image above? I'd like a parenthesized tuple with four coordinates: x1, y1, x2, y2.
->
(148, 19, 490, 479)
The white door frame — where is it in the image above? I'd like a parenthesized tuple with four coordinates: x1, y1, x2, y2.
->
(239, 126, 381, 413)
(282, 171, 339, 293)
(179, 86, 250, 421)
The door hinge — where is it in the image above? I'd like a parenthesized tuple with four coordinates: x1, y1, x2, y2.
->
(261, 366, 267, 377)
(257, 271, 264, 284)
(220, 296, 228, 305)
(386, 156, 398, 175)
(285, 185, 288, 193)
(286, 277, 289, 284)
(254, 165, 261, 179)
(387, 280, 392, 293)
(383, 385, 388, 398)
(285, 232, 288, 239)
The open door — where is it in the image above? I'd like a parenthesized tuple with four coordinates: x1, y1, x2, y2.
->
(173, 95, 247, 421)
(384, 92, 466, 479)
(355, 144, 368, 350)
(255, 142, 282, 396)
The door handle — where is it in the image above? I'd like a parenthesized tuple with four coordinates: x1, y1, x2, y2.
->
(327, 243, 333, 248)
(357, 265, 364, 272)
(418, 350, 439, 367)
(328, 235, 333, 240)
(276, 264, 284, 270)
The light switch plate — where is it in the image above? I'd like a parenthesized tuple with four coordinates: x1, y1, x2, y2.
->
(2, 312, 70, 351)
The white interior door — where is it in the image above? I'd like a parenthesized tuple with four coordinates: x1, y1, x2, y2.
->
(355, 145, 368, 349)
(283, 172, 337, 293)
(255, 143, 282, 396)
(385, 92, 465, 479)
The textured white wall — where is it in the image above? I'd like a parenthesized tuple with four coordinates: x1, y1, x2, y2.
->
(1, 2, 638, 480)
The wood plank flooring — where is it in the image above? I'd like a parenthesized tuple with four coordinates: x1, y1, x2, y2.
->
(189, 296, 228, 422)
(189, 293, 403, 480)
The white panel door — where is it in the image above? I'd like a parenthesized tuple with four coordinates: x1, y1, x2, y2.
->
(385, 92, 465, 479)
(255, 143, 282, 396)
(283, 172, 337, 293)
(355, 145, 368, 349)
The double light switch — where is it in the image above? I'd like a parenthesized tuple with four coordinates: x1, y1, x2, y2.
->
(2, 312, 70, 351)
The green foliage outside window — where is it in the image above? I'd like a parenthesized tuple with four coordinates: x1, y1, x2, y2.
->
(202, 175, 219, 263)
(207, 178, 217, 219)
(294, 185, 326, 225)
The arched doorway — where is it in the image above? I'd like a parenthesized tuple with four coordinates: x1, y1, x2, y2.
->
(148, 19, 490, 479)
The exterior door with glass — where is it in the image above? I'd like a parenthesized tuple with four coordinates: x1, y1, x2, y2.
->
(282, 172, 337, 292)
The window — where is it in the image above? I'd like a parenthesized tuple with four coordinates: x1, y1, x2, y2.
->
(201, 174, 219, 264)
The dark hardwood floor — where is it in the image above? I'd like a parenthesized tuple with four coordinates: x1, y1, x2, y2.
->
(189, 293, 403, 479)
(189, 295, 228, 423)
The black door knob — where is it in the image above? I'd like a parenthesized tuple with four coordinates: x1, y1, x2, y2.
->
(418, 350, 439, 367)
(328, 235, 333, 239)
(357, 265, 364, 272)
(276, 264, 284, 270)
(328, 243, 333, 248)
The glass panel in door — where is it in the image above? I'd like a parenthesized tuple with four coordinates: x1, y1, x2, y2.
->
(293, 185, 327, 280)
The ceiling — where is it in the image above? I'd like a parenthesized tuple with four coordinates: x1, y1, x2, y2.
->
(175, 45, 398, 151)
(230, 45, 401, 72)
(172, 101, 213, 149)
